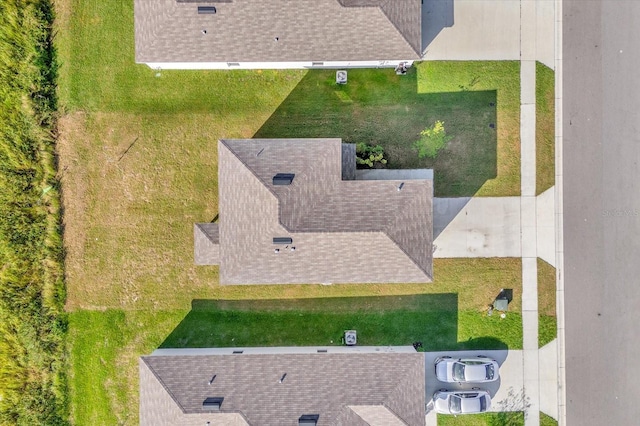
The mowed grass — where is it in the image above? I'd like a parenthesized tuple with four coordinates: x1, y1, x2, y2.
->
(256, 62, 521, 197)
(538, 258, 557, 347)
(536, 62, 555, 195)
(68, 292, 523, 425)
(540, 412, 559, 425)
(438, 412, 525, 425)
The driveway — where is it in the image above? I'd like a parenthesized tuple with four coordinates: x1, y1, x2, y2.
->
(433, 197, 522, 258)
(421, 0, 555, 67)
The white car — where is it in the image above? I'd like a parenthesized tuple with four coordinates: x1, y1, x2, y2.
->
(434, 356, 499, 383)
(433, 389, 492, 415)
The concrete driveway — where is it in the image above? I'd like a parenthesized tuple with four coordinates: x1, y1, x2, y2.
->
(424, 350, 525, 415)
(421, 0, 555, 67)
(424, 346, 558, 424)
(433, 197, 522, 258)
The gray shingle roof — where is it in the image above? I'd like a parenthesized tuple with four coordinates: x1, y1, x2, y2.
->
(215, 138, 433, 284)
(135, 0, 422, 64)
(194, 223, 219, 265)
(140, 352, 425, 425)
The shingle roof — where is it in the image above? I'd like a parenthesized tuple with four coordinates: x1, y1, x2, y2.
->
(135, 0, 422, 64)
(216, 138, 433, 284)
(194, 223, 219, 265)
(140, 351, 426, 425)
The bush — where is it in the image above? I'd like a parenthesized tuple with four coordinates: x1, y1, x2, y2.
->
(355, 142, 387, 168)
(414, 120, 451, 159)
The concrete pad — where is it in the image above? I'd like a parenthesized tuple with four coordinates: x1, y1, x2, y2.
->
(521, 1, 538, 61)
(520, 104, 537, 197)
(521, 196, 538, 257)
(425, 410, 437, 426)
(433, 197, 522, 258)
(523, 348, 541, 425)
(536, 187, 556, 266)
(521, 257, 539, 312)
(522, 311, 539, 351)
(537, 0, 556, 68)
(539, 339, 559, 419)
(422, 0, 521, 60)
(521, 61, 537, 105)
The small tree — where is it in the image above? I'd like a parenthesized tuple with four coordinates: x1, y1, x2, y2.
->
(414, 120, 451, 159)
(355, 143, 388, 168)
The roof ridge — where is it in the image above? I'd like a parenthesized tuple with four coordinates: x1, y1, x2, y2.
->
(195, 222, 219, 245)
(336, 0, 421, 55)
(382, 191, 432, 279)
(140, 357, 189, 414)
(379, 0, 422, 55)
(382, 357, 421, 425)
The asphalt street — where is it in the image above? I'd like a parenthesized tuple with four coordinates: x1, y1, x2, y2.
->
(564, 1, 640, 424)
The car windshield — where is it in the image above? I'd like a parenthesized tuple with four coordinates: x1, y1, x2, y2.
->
(480, 395, 487, 412)
(449, 395, 462, 414)
(485, 364, 495, 380)
(452, 362, 466, 381)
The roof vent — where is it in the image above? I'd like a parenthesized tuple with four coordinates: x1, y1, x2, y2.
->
(198, 6, 217, 14)
(202, 397, 223, 411)
(299, 414, 319, 425)
(272, 173, 295, 185)
(273, 237, 293, 245)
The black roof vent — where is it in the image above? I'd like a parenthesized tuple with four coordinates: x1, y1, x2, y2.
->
(203, 397, 223, 411)
(198, 6, 217, 14)
(273, 237, 293, 245)
(273, 173, 295, 185)
(299, 414, 319, 425)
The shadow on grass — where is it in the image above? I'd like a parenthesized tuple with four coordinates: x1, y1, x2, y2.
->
(159, 295, 508, 352)
(253, 68, 497, 197)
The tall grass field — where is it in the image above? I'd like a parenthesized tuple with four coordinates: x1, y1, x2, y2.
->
(0, 0, 68, 423)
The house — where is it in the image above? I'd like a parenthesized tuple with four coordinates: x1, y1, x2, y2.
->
(134, 0, 422, 69)
(139, 346, 426, 425)
(195, 138, 434, 284)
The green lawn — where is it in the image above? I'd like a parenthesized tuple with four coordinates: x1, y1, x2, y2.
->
(540, 412, 559, 426)
(438, 412, 525, 426)
(68, 293, 523, 425)
(538, 258, 557, 347)
(536, 62, 556, 195)
(54, 0, 544, 423)
(255, 62, 521, 196)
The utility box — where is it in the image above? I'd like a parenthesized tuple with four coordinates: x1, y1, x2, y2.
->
(336, 70, 347, 84)
(344, 330, 357, 346)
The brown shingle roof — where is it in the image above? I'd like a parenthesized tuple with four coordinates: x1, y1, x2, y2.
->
(216, 138, 433, 284)
(140, 352, 426, 425)
(135, 0, 422, 64)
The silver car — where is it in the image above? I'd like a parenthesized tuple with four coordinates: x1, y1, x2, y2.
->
(435, 356, 499, 383)
(433, 389, 492, 415)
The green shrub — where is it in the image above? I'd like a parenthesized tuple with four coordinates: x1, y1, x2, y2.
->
(414, 120, 451, 159)
(355, 142, 388, 168)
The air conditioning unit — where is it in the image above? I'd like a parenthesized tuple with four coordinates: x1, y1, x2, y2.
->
(344, 330, 357, 346)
